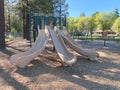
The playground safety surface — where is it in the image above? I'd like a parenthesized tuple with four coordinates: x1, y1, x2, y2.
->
(0, 39, 120, 90)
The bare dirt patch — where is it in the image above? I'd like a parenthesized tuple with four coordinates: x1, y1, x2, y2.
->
(0, 39, 120, 90)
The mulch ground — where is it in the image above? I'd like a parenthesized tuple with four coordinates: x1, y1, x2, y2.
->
(0, 39, 120, 90)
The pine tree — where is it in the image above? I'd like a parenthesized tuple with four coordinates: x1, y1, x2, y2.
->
(113, 8, 119, 18)
(53, 0, 68, 29)
(0, 0, 6, 49)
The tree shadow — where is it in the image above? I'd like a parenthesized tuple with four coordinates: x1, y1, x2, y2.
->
(0, 48, 15, 56)
(15, 55, 120, 90)
(3, 39, 119, 89)
(0, 68, 29, 90)
(7, 45, 27, 53)
(0, 44, 29, 56)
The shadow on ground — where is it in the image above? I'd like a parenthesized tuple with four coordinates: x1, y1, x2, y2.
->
(15, 49, 120, 90)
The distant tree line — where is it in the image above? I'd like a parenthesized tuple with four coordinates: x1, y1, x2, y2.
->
(67, 8, 120, 36)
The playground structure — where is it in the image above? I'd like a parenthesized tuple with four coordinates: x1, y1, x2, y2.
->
(32, 13, 66, 41)
(10, 26, 99, 68)
(59, 27, 99, 60)
(10, 14, 99, 68)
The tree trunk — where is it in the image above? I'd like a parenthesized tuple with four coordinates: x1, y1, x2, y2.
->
(0, 0, 5, 49)
(23, 9, 26, 39)
(23, 9, 30, 40)
(90, 30, 93, 42)
(26, 13, 30, 40)
(23, 10, 25, 39)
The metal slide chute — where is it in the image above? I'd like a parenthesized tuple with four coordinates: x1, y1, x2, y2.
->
(49, 28, 77, 66)
(10, 27, 49, 68)
(59, 27, 99, 61)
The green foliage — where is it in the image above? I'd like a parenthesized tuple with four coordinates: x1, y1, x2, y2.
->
(93, 12, 114, 30)
(7, 34, 14, 40)
(53, 0, 68, 16)
(87, 15, 96, 35)
(67, 16, 87, 33)
(111, 17, 120, 35)
(16, 0, 65, 15)
(67, 10, 119, 35)
(77, 16, 87, 32)
(113, 8, 119, 18)
(67, 17, 75, 32)
(10, 15, 23, 32)
(30, 0, 54, 14)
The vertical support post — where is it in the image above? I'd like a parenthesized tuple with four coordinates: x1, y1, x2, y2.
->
(33, 16, 37, 41)
(59, 0, 62, 30)
(64, 15, 66, 27)
(29, 12, 32, 47)
(45, 16, 49, 26)
(53, 17, 57, 26)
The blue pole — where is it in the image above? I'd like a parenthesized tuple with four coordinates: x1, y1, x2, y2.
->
(45, 16, 49, 25)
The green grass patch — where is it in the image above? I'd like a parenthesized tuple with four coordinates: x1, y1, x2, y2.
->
(72, 35, 120, 42)
(5, 34, 14, 42)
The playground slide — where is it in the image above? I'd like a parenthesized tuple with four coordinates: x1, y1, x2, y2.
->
(59, 28, 99, 60)
(10, 28, 49, 68)
(49, 29, 77, 66)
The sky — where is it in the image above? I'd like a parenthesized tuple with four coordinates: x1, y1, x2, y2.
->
(66, 0, 120, 17)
